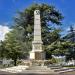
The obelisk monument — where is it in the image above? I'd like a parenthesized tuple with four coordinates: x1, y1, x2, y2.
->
(30, 10, 45, 60)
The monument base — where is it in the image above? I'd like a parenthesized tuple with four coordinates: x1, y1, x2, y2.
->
(30, 51, 45, 60)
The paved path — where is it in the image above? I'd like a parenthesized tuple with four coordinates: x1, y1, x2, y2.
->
(0, 71, 12, 75)
(0, 71, 75, 75)
(61, 71, 75, 75)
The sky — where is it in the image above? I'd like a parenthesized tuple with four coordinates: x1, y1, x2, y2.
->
(0, 0, 75, 40)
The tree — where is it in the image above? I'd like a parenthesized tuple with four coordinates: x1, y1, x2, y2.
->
(14, 3, 63, 59)
(63, 25, 75, 42)
(63, 26, 75, 61)
(4, 27, 31, 66)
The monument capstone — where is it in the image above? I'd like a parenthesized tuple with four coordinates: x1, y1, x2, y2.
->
(30, 10, 45, 60)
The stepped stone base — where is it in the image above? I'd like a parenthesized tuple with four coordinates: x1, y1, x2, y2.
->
(0, 65, 75, 74)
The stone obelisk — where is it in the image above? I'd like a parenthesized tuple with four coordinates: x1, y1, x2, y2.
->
(30, 10, 45, 60)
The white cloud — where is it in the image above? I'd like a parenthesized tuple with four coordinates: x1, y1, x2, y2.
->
(0, 25, 11, 41)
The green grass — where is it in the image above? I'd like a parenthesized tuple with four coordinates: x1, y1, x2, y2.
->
(64, 66, 75, 68)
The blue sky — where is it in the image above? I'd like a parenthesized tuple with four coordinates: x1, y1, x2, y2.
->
(0, 0, 75, 40)
(0, 0, 75, 26)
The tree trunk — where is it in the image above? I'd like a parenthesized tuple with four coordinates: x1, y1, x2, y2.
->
(14, 59, 17, 66)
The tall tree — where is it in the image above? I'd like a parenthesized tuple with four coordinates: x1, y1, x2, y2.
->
(4, 27, 31, 66)
(63, 26, 75, 61)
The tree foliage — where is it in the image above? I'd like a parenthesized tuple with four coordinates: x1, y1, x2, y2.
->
(4, 27, 31, 66)
(63, 26, 75, 61)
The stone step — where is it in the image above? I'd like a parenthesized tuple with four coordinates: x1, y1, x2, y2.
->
(54, 68, 69, 72)
(48, 65, 62, 69)
(27, 66, 50, 70)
